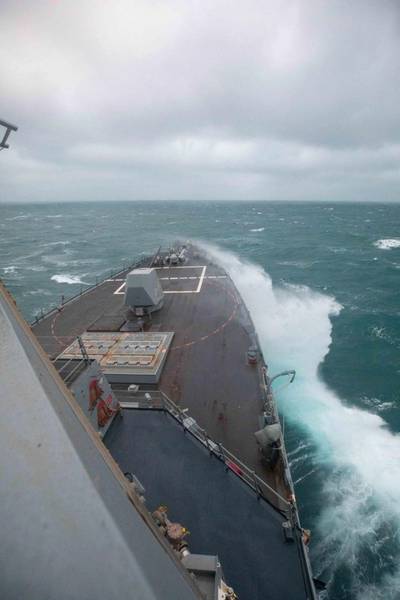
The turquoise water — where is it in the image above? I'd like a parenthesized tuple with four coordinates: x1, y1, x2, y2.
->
(1, 201, 399, 599)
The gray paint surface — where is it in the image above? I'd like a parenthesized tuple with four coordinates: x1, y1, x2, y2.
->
(105, 410, 311, 599)
(125, 268, 164, 310)
(0, 285, 201, 600)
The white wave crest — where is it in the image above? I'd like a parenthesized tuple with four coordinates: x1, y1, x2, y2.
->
(51, 274, 88, 285)
(374, 238, 400, 250)
(201, 242, 400, 598)
(250, 227, 265, 232)
(5, 214, 31, 221)
(40, 241, 70, 248)
(3, 266, 17, 274)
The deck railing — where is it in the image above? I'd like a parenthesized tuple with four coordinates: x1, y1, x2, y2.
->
(117, 388, 291, 511)
(31, 255, 147, 326)
(116, 387, 316, 597)
(55, 356, 89, 385)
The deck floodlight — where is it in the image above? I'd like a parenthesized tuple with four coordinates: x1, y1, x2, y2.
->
(0, 118, 18, 149)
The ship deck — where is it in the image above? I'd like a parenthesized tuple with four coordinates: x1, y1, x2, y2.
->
(32, 247, 279, 486)
(31, 244, 316, 598)
(105, 409, 311, 600)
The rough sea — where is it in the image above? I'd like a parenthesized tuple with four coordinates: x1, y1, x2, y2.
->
(1, 200, 399, 600)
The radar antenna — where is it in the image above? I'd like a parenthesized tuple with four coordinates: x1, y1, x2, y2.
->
(0, 118, 18, 150)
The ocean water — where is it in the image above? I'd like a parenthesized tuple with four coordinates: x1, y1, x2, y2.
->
(1, 200, 399, 599)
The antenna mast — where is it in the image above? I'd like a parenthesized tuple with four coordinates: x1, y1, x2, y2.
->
(0, 118, 18, 150)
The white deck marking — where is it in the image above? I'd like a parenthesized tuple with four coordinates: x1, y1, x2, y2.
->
(164, 290, 198, 294)
(156, 265, 205, 269)
(114, 282, 126, 295)
(162, 265, 208, 294)
(113, 265, 218, 295)
(195, 266, 207, 293)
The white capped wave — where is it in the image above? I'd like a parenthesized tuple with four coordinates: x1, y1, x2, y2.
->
(370, 326, 399, 348)
(51, 274, 89, 285)
(250, 227, 265, 232)
(40, 241, 70, 248)
(3, 266, 17, 274)
(27, 289, 52, 296)
(360, 396, 396, 414)
(374, 238, 400, 250)
(5, 214, 31, 221)
(202, 242, 400, 598)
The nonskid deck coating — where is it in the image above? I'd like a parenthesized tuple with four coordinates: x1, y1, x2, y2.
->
(32, 250, 285, 494)
(105, 410, 310, 600)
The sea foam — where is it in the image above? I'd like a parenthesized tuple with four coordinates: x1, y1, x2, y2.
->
(202, 242, 400, 599)
(51, 274, 88, 285)
(374, 238, 400, 250)
(3, 266, 17, 274)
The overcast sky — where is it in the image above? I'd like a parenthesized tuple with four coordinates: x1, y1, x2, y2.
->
(1, 0, 400, 203)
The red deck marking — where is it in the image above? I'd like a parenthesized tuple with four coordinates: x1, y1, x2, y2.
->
(49, 309, 77, 349)
(226, 461, 243, 476)
(171, 280, 239, 351)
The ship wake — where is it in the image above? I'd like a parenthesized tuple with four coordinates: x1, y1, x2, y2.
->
(202, 242, 400, 600)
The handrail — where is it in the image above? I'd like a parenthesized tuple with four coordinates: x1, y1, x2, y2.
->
(118, 388, 291, 510)
(114, 387, 316, 597)
(54, 356, 90, 385)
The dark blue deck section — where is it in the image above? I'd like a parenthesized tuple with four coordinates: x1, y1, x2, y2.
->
(105, 410, 309, 600)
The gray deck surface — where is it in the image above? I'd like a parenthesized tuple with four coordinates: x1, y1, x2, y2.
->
(105, 410, 309, 600)
(32, 250, 279, 486)
(31, 246, 315, 598)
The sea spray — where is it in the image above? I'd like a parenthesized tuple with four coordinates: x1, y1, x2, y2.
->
(202, 242, 400, 599)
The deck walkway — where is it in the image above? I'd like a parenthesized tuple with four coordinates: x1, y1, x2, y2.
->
(105, 410, 311, 600)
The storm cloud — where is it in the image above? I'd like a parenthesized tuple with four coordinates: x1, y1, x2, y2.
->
(1, 0, 400, 202)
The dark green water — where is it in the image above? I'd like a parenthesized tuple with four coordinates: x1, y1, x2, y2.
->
(1, 201, 399, 599)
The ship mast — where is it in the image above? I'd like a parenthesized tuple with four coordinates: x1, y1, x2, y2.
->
(0, 118, 18, 150)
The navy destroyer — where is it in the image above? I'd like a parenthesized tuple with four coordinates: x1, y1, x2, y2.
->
(0, 120, 318, 599)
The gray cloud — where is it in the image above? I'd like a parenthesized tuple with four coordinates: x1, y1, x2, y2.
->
(1, 0, 400, 202)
